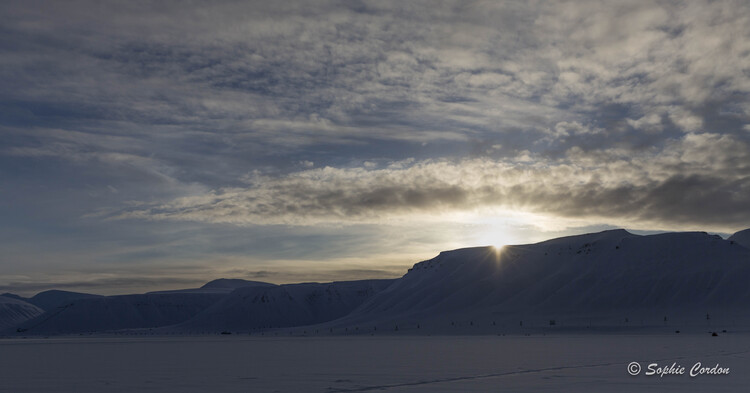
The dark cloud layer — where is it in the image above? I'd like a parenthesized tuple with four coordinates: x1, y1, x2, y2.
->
(115, 132, 750, 232)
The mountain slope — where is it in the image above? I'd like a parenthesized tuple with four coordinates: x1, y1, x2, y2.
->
(0, 296, 43, 331)
(729, 228, 750, 249)
(28, 290, 102, 311)
(16, 292, 226, 334)
(329, 230, 750, 329)
(173, 279, 395, 332)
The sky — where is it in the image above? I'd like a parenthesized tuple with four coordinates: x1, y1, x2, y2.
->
(2, 0, 750, 296)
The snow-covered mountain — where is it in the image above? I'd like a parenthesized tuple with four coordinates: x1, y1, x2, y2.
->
(201, 278, 275, 290)
(6, 228, 750, 335)
(13, 291, 227, 334)
(729, 228, 750, 249)
(6, 279, 392, 335)
(326, 229, 750, 331)
(147, 278, 276, 295)
(6, 279, 277, 334)
(27, 290, 102, 311)
(0, 296, 43, 330)
(172, 279, 395, 332)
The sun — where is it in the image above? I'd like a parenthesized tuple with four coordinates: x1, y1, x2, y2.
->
(489, 244, 506, 264)
(490, 244, 508, 258)
(479, 233, 507, 251)
(477, 232, 508, 252)
(475, 227, 508, 250)
(467, 214, 517, 252)
(490, 243, 505, 252)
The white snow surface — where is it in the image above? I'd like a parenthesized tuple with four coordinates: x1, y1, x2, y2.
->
(1, 334, 749, 392)
(0, 296, 43, 330)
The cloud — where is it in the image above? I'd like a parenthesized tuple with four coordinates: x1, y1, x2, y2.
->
(0, 276, 204, 296)
(113, 132, 750, 232)
(224, 267, 404, 283)
(4, 0, 748, 160)
(3, 1, 750, 216)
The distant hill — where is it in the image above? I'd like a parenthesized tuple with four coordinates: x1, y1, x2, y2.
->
(200, 278, 276, 290)
(174, 279, 395, 332)
(14, 292, 226, 334)
(147, 278, 276, 295)
(28, 290, 102, 311)
(0, 293, 27, 302)
(0, 296, 43, 330)
(729, 228, 750, 249)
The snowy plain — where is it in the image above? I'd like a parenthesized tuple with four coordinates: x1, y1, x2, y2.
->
(1, 333, 749, 392)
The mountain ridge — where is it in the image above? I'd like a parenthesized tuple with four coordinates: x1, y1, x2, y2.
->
(5, 228, 750, 335)
(729, 228, 750, 249)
